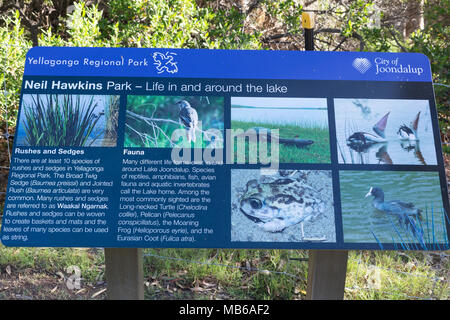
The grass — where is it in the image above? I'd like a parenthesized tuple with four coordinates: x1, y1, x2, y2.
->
(346, 251, 450, 300)
(231, 121, 330, 164)
(22, 94, 103, 147)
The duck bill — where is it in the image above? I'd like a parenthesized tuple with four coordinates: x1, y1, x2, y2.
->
(365, 187, 373, 198)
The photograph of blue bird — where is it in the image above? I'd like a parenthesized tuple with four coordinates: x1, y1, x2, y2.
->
(365, 187, 423, 220)
(365, 186, 424, 240)
(177, 100, 199, 143)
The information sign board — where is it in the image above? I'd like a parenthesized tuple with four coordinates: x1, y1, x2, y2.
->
(1, 47, 449, 250)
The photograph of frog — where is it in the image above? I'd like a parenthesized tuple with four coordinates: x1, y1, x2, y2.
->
(231, 169, 336, 243)
(124, 96, 224, 148)
(231, 97, 331, 163)
(340, 170, 449, 249)
(15, 94, 119, 147)
(335, 98, 437, 165)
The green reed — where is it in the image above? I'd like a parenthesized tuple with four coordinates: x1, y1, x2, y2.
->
(22, 94, 103, 147)
(371, 205, 450, 251)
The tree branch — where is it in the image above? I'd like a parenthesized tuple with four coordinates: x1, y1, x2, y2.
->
(316, 28, 365, 51)
(126, 110, 223, 144)
(388, 26, 408, 52)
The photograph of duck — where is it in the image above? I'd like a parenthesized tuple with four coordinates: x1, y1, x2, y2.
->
(335, 98, 437, 165)
(340, 170, 448, 248)
(231, 97, 330, 163)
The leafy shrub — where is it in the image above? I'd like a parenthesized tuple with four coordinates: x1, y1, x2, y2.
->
(0, 11, 31, 128)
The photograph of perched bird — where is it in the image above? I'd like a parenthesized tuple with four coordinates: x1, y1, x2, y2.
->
(124, 96, 223, 148)
(177, 100, 199, 143)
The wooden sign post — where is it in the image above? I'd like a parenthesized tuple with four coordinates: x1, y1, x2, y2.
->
(306, 250, 348, 299)
(104, 248, 144, 300)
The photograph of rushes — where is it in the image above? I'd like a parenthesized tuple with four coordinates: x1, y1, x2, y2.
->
(16, 94, 120, 147)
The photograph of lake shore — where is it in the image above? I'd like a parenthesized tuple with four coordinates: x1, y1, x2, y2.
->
(231, 97, 330, 164)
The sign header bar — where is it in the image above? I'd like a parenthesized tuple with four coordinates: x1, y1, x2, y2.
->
(25, 47, 432, 82)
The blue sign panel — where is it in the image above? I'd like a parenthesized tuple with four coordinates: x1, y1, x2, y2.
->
(1, 47, 448, 250)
